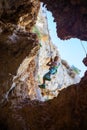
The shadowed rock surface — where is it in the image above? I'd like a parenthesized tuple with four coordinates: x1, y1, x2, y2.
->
(41, 0, 87, 40)
(0, 71, 87, 130)
(0, 31, 39, 101)
(0, 0, 87, 130)
(0, 0, 40, 101)
(0, 0, 40, 28)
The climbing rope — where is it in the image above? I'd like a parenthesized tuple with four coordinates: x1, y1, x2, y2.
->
(42, 8, 53, 58)
(80, 40, 87, 56)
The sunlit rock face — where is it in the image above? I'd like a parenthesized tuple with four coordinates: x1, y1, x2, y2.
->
(41, 0, 87, 41)
(34, 8, 80, 100)
(9, 8, 80, 102)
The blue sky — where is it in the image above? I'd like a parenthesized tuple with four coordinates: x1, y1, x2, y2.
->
(42, 7, 87, 77)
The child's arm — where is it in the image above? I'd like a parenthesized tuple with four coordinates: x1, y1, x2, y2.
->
(46, 58, 53, 66)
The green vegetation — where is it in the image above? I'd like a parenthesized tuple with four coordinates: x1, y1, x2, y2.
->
(71, 65, 81, 74)
(32, 26, 41, 39)
(32, 26, 42, 47)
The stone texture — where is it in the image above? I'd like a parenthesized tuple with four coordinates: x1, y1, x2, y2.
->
(0, 29, 39, 101)
(5, 8, 80, 102)
(0, 1, 87, 130)
(41, 0, 87, 41)
(0, 0, 40, 28)
(34, 8, 80, 100)
(0, 72, 87, 130)
(0, 0, 40, 101)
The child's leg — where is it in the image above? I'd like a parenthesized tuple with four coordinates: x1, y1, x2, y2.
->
(38, 72, 51, 89)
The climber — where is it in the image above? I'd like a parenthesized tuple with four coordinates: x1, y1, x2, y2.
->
(39, 56, 60, 89)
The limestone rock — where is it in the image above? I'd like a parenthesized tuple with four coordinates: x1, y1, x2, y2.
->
(0, 29, 39, 101)
(0, 0, 40, 101)
(0, 0, 40, 27)
(0, 72, 87, 130)
(8, 7, 80, 102)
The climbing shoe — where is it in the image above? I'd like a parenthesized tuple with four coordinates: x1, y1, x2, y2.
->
(38, 84, 46, 89)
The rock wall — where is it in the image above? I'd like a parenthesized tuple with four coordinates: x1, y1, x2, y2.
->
(7, 7, 80, 102)
(0, 30, 39, 102)
(0, 0, 40, 101)
(40, 0, 87, 41)
(34, 8, 80, 100)
(0, 0, 40, 28)
(0, 2, 87, 130)
(0, 71, 87, 130)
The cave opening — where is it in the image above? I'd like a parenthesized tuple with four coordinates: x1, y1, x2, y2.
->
(0, 1, 87, 104)
(0, 1, 87, 130)
(42, 4, 87, 78)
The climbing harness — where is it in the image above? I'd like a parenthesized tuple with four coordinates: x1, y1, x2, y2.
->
(49, 63, 60, 75)
(43, 72, 51, 81)
(49, 67, 57, 75)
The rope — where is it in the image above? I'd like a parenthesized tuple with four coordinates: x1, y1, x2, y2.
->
(80, 40, 87, 56)
(38, 75, 41, 84)
(42, 8, 53, 58)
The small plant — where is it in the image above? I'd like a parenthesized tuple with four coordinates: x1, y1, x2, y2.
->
(32, 26, 41, 39)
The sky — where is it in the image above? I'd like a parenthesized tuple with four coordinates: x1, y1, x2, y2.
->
(42, 7, 87, 77)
